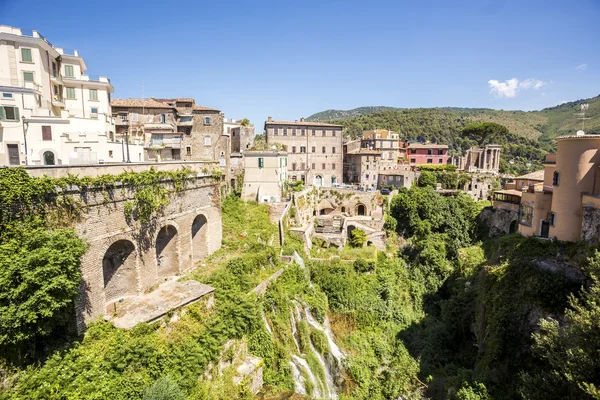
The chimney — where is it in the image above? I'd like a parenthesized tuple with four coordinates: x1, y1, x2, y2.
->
(300, 117, 305, 122)
(267, 116, 272, 122)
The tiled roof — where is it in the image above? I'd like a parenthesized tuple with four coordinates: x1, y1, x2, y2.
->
(494, 189, 523, 196)
(407, 143, 449, 149)
(111, 98, 175, 109)
(193, 105, 220, 112)
(265, 120, 342, 127)
(515, 170, 545, 181)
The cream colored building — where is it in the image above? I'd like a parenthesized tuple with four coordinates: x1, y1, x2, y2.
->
(242, 150, 288, 202)
(361, 129, 402, 170)
(0, 26, 140, 165)
(265, 117, 343, 187)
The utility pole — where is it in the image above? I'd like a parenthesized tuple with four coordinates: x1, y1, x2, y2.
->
(575, 103, 591, 131)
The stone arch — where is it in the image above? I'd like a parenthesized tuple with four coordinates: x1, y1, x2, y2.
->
(347, 224, 356, 239)
(102, 239, 138, 304)
(43, 150, 56, 165)
(156, 224, 180, 278)
(192, 214, 208, 263)
(356, 203, 366, 216)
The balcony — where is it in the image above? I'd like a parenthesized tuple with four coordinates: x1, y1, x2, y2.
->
(115, 118, 129, 126)
(52, 95, 65, 108)
(144, 122, 176, 132)
(146, 137, 182, 149)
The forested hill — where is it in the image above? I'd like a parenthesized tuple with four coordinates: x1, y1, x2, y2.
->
(306, 95, 600, 145)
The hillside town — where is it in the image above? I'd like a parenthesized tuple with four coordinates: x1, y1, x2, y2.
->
(2, 20, 600, 400)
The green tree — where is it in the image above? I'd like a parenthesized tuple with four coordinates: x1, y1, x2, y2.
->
(0, 225, 87, 353)
(417, 171, 437, 188)
(350, 228, 367, 248)
(143, 376, 185, 400)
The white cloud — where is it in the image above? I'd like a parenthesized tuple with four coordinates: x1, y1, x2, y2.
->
(488, 78, 549, 98)
(576, 63, 588, 71)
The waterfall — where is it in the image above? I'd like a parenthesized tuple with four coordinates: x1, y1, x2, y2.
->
(292, 355, 323, 399)
(289, 360, 307, 395)
(305, 307, 344, 367)
(262, 311, 273, 335)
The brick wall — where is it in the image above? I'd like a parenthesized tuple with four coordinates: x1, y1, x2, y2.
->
(72, 176, 222, 332)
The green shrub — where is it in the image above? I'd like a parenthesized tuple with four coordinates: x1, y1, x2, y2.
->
(142, 376, 185, 400)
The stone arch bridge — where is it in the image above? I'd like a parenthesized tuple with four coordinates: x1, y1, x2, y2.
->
(69, 175, 222, 331)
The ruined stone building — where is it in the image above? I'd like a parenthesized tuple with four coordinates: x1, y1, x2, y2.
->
(343, 139, 381, 189)
(450, 144, 502, 173)
(265, 117, 343, 187)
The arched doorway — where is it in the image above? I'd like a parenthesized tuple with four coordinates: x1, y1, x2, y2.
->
(314, 175, 323, 187)
(156, 225, 179, 278)
(43, 151, 55, 165)
(191, 214, 208, 263)
(103, 240, 137, 304)
(356, 204, 366, 216)
(347, 225, 356, 240)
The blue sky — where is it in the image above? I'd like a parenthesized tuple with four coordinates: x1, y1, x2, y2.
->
(1, 0, 599, 130)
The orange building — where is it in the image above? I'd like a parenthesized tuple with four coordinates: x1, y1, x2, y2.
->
(503, 132, 600, 241)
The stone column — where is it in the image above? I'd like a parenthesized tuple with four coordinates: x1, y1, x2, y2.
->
(496, 149, 501, 171)
(482, 149, 487, 171)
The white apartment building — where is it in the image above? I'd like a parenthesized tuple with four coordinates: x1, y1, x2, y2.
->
(0, 26, 142, 166)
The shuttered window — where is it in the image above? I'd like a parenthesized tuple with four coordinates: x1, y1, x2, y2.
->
(64, 65, 74, 77)
(0, 106, 19, 121)
(258, 157, 264, 168)
(66, 87, 76, 99)
(89, 89, 98, 101)
(42, 126, 52, 141)
(23, 72, 34, 82)
(21, 48, 32, 62)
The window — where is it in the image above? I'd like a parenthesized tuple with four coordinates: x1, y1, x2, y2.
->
(301, 162, 305, 170)
(292, 163, 296, 171)
(322, 146, 326, 153)
(311, 163, 315, 169)
(21, 48, 32, 62)
(108, 150, 113, 158)
(274, 127, 278, 135)
(332, 163, 336, 170)
(332, 147, 336, 154)
(292, 146, 296, 153)
(43, 151, 55, 165)
(90, 107, 98, 118)
(301, 129, 306, 136)
(312, 146, 315, 153)
(553, 171, 560, 186)
(132, 112, 139, 121)
(410, 158, 416, 163)
(427, 159, 433, 164)
(204, 116, 212, 125)
(258, 157, 264, 168)
(292, 128, 296, 136)
(204, 136, 212, 146)
(159, 113, 166, 123)
(312, 129, 316, 136)
(23, 72, 34, 82)
(322, 163, 326, 169)
(332, 130, 336, 137)
(366, 174, 369, 179)
(519, 204, 534, 226)
(64, 65, 74, 77)
(2, 93, 13, 99)
(283, 128, 288, 136)
(89, 89, 98, 101)
(292, 175, 297, 182)
(410, 149, 416, 154)
(0, 106, 19, 121)
(427, 149, 432, 155)
(300, 146, 306, 153)
(322, 130, 326, 136)
(438, 149, 444, 155)
(52, 62, 57, 78)
(549, 212, 556, 226)
(66, 87, 76, 99)
(42, 126, 52, 140)
(119, 112, 128, 122)
(186, 146, 192, 156)
(438, 158, 442, 163)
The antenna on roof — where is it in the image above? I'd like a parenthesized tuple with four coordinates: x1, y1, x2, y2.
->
(575, 103, 590, 131)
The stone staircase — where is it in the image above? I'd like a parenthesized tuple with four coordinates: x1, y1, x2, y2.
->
(269, 202, 290, 224)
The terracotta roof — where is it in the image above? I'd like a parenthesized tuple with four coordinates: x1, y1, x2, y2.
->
(515, 170, 545, 181)
(193, 105, 220, 112)
(265, 120, 342, 127)
(111, 98, 175, 109)
(175, 98, 194, 102)
(407, 143, 449, 149)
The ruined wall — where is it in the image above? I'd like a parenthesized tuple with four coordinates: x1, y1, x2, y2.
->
(478, 206, 518, 237)
(582, 205, 600, 242)
(72, 176, 222, 331)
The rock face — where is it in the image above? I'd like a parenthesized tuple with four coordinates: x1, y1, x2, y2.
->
(479, 207, 518, 236)
(582, 205, 600, 242)
(209, 340, 263, 395)
(233, 355, 263, 395)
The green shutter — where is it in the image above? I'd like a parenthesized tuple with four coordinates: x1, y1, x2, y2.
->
(21, 48, 32, 62)
(13, 107, 19, 120)
(23, 72, 34, 82)
(65, 65, 74, 77)
(0, 106, 5, 120)
(258, 157, 264, 168)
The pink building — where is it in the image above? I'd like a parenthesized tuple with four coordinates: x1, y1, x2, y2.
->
(407, 143, 449, 166)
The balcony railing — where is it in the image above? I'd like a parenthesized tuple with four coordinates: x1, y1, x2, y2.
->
(146, 137, 182, 148)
